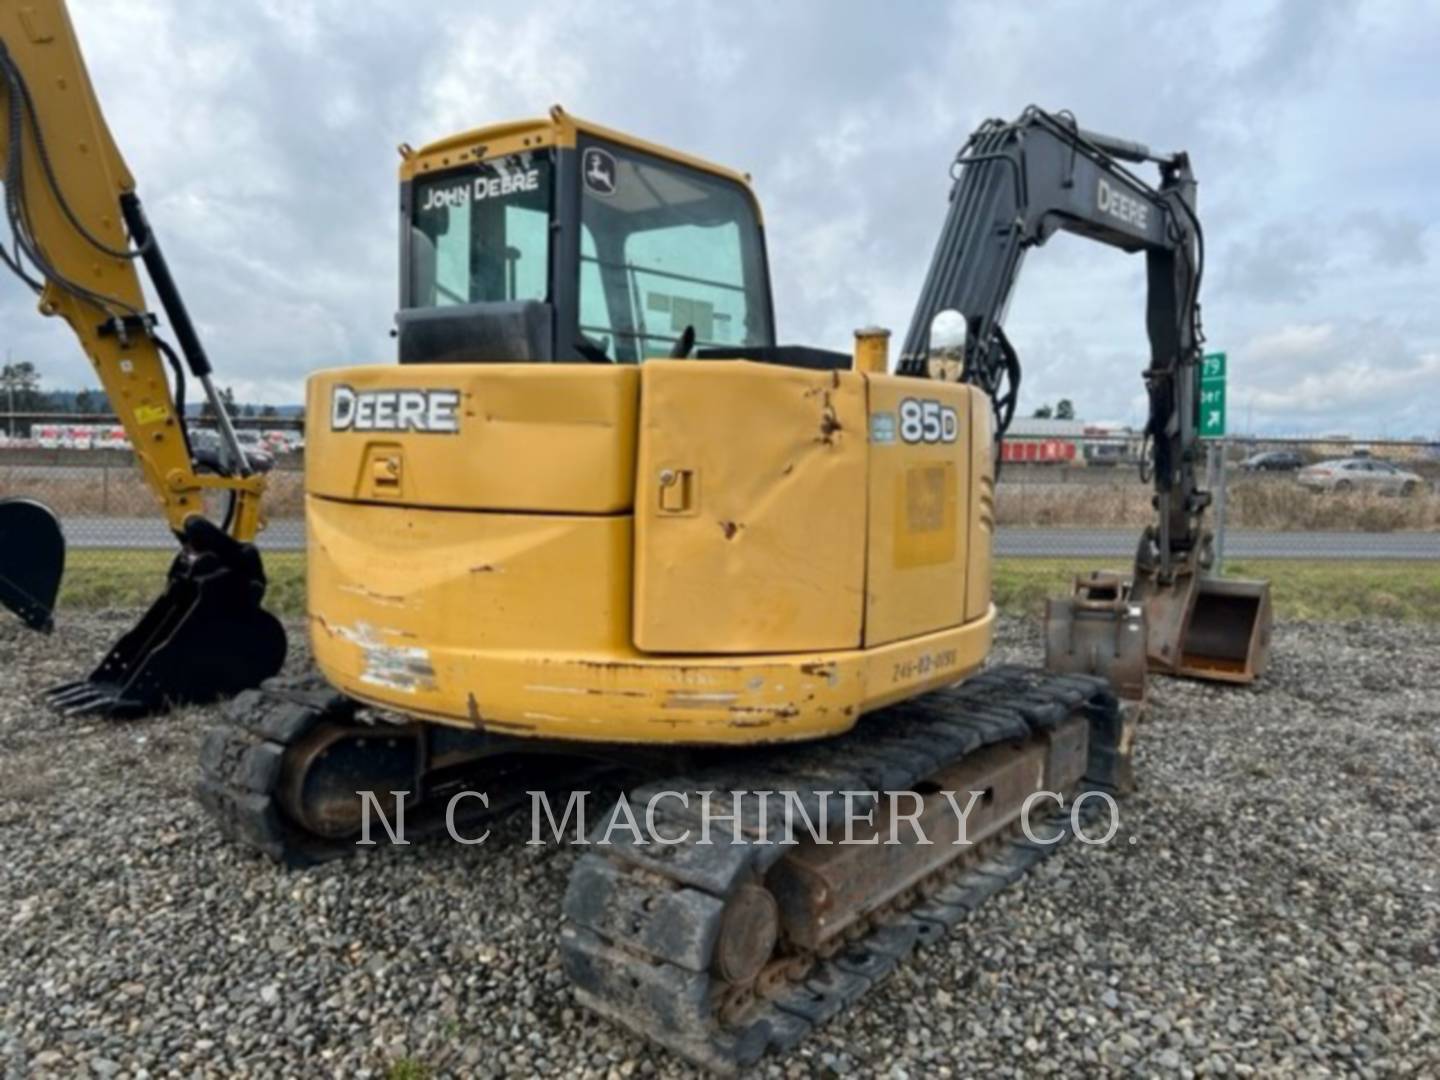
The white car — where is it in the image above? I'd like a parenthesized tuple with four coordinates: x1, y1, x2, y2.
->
(1296, 458, 1427, 496)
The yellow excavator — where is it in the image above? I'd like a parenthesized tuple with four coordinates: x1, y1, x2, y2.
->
(197, 108, 1271, 1069)
(0, 1, 285, 713)
(0, 2, 1272, 1070)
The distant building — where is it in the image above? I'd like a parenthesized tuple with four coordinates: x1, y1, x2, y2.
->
(1002, 417, 1140, 466)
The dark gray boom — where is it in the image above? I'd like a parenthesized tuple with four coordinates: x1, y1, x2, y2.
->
(900, 106, 1270, 683)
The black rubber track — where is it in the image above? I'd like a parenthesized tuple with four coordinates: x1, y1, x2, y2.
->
(559, 665, 1124, 1072)
(196, 673, 362, 866)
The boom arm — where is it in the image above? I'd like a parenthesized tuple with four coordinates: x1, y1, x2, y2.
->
(0, 1, 285, 717)
(0, 0, 262, 539)
(900, 106, 1207, 582)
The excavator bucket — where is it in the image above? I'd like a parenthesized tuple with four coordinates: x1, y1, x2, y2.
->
(1044, 570, 1148, 703)
(46, 516, 286, 718)
(1141, 571, 1273, 684)
(0, 497, 65, 633)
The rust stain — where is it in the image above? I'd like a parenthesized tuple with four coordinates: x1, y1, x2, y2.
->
(831, 369, 841, 389)
(728, 718, 776, 729)
(799, 661, 837, 678)
(570, 659, 652, 673)
(469, 564, 500, 574)
(718, 520, 744, 541)
(466, 692, 486, 728)
(729, 703, 800, 720)
(782, 462, 795, 476)
(817, 407, 843, 445)
(563, 658, 745, 676)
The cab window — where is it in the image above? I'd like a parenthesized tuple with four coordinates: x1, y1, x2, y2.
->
(577, 141, 772, 362)
(409, 151, 553, 308)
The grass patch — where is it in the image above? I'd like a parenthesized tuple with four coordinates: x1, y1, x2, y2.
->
(1222, 559, 1440, 622)
(47, 552, 1440, 623)
(60, 549, 307, 616)
(992, 557, 1440, 622)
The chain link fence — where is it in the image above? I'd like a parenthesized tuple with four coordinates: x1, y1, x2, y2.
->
(2, 417, 1438, 566)
(996, 435, 1440, 561)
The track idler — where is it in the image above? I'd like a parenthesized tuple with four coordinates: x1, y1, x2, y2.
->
(47, 515, 286, 718)
(0, 497, 65, 632)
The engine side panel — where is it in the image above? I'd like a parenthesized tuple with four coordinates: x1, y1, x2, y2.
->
(863, 378, 973, 647)
(632, 360, 868, 654)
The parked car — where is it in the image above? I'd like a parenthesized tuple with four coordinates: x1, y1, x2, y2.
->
(1296, 458, 1426, 496)
(187, 427, 275, 474)
(259, 429, 300, 454)
(1239, 450, 1305, 472)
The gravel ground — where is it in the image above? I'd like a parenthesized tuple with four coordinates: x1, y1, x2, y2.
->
(2, 611, 1439, 1078)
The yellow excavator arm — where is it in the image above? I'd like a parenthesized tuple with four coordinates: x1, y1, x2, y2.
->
(0, 0, 285, 715)
(0, 0, 263, 534)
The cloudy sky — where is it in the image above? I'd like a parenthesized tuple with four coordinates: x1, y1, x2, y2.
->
(7, 0, 1437, 436)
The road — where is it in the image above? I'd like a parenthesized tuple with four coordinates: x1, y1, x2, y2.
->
(54, 518, 1440, 560)
(995, 527, 1440, 559)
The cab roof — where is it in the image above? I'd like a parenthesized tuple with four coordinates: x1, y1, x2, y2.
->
(398, 105, 756, 198)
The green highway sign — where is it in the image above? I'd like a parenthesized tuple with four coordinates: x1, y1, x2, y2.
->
(1199, 351, 1226, 438)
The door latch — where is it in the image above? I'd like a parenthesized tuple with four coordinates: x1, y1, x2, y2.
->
(657, 468, 696, 515)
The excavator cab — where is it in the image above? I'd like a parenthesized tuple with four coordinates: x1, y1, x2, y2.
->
(395, 107, 776, 366)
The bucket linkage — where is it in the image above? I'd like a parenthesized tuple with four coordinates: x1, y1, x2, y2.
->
(46, 515, 287, 718)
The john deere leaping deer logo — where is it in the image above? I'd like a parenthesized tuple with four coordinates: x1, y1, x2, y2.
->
(583, 147, 617, 196)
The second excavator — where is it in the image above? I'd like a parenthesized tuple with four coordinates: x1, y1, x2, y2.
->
(0, 1, 285, 714)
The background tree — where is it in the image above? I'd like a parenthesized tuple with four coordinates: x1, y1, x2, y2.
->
(1055, 398, 1075, 420)
(1, 360, 41, 435)
(74, 388, 107, 415)
(1032, 403, 1053, 419)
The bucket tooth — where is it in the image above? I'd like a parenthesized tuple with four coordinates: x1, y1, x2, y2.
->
(46, 516, 286, 719)
(0, 497, 65, 633)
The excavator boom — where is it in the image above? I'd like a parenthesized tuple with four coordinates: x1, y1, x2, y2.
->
(901, 107, 1271, 683)
(0, 0, 284, 714)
